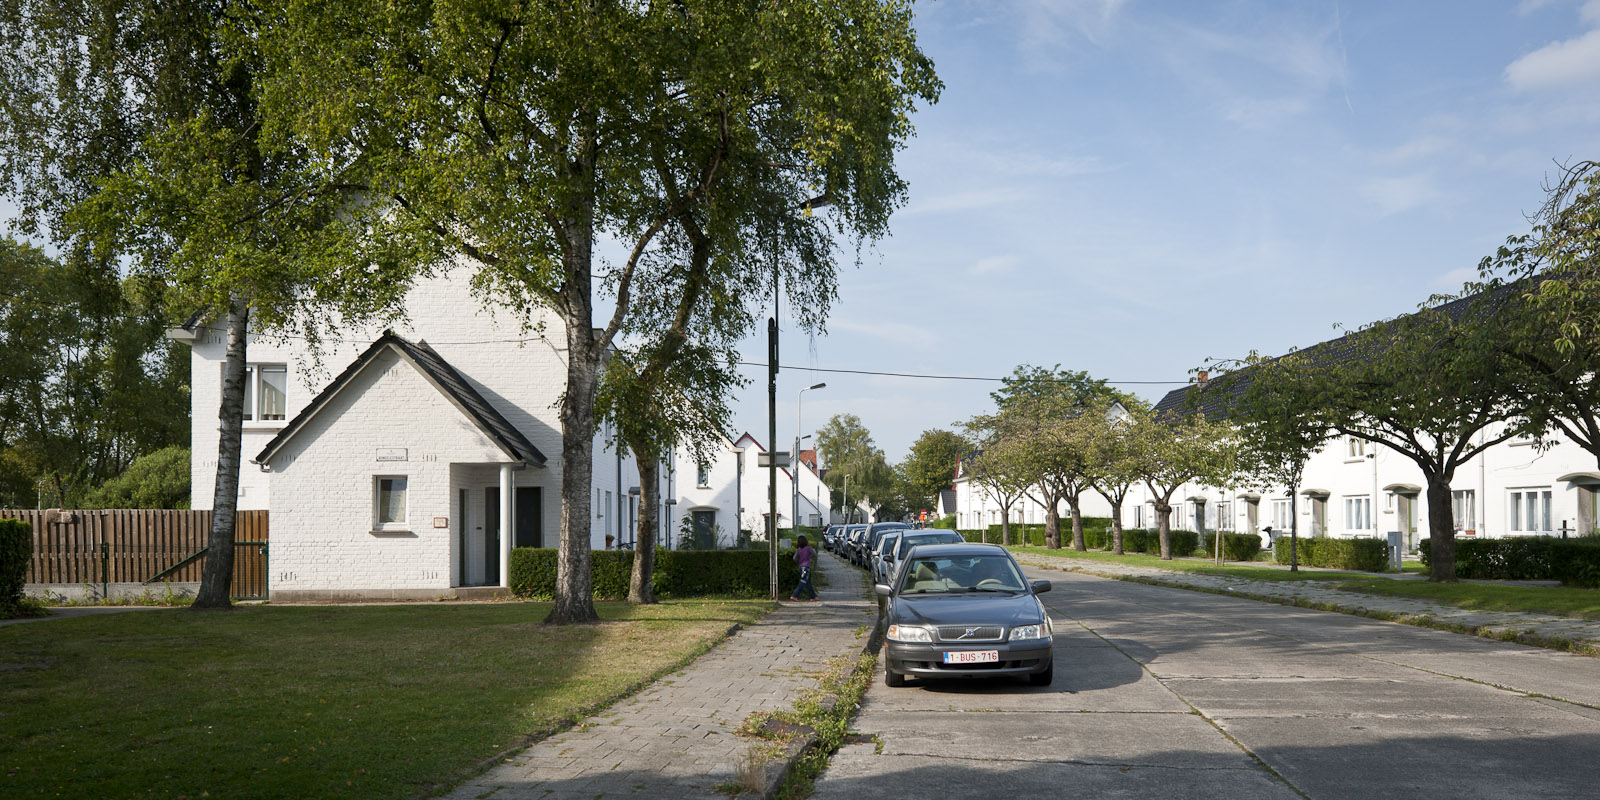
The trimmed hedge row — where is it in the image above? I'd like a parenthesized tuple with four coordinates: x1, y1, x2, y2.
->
(509, 548, 800, 600)
(1, 519, 29, 617)
(1418, 536, 1600, 587)
(1120, 529, 1201, 557)
(959, 522, 1207, 557)
(1201, 532, 1264, 562)
(1273, 536, 1389, 572)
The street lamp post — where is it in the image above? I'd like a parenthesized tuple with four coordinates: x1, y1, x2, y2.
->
(842, 473, 852, 524)
(794, 382, 826, 540)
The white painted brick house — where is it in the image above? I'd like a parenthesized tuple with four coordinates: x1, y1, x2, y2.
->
(172, 273, 658, 600)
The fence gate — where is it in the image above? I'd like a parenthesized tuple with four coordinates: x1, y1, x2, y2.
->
(231, 541, 269, 600)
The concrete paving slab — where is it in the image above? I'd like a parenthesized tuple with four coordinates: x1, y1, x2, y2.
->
(812, 748, 1300, 800)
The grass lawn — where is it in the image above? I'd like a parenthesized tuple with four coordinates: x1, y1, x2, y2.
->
(0, 599, 770, 799)
(1009, 545, 1377, 582)
(1329, 579, 1600, 620)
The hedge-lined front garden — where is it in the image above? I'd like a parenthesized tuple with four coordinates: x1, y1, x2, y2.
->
(509, 548, 800, 599)
(1201, 532, 1264, 562)
(1273, 536, 1389, 571)
(1419, 536, 1600, 587)
(1, 519, 30, 618)
(960, 523, 1205, 557)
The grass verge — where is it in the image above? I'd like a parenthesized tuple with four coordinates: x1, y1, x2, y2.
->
(0, 598, 770, 799)
(1330, 578, 1600, 620)
(1010, 545, 1382, 582)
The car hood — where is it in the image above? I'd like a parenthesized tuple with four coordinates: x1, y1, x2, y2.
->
(890, 593, 1043, 628)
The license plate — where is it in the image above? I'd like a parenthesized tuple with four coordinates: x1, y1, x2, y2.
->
(942, 650, 999, 664)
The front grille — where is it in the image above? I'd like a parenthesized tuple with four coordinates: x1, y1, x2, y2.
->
(935, 625, 1003, 642)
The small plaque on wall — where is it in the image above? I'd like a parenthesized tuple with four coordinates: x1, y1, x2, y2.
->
(377, 447, 408, 462)
(433, 517, 448, 529)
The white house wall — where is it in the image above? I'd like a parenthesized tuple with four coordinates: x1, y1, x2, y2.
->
(263, 348, 514, 594)
(186, 272, 641, 555)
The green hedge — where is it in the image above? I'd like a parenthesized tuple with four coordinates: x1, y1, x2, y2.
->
(929, 515, 957, 530)
(1119, 529, 1200, 557)
(1200, 532, 1263, 562)
(1273, 536, 1388, 571)
(508, 548, 800, 599)
(1, 519, 30, 617)
(1419, 536, 1600, 587)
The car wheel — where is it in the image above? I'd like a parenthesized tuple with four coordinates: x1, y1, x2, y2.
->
(1027, 662, 1053, 687)
(884, 666, 906, 687)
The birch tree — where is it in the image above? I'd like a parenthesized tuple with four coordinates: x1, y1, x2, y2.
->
(259, 0, 939, 622)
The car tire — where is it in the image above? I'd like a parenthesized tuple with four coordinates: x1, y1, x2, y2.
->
(1027, 662, 1053, 687)
(884, 666, 906, 687)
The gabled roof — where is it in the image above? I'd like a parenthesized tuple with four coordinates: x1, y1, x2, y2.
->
(1153, 280, 1526, 419)
(254, 331, 547, 467)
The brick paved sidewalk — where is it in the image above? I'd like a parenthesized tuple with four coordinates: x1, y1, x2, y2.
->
(442, 551, 874, 800)
(1015, 551, 1600, 649)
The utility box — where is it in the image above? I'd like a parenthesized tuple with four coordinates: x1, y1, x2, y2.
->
(1386, 530, 1403, 571)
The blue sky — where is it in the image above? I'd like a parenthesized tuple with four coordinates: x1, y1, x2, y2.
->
(733, 0, 1600, 463)
(4, 1, 1598, 467)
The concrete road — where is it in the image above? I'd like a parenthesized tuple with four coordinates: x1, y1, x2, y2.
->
(813, 568, 1600, 799)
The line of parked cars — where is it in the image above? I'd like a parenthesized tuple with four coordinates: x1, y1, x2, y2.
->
(820, 522, 1055, 688)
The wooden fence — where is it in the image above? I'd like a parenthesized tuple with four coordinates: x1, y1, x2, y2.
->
(0, 509, 269, 595)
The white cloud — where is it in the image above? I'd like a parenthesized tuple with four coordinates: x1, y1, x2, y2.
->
(1012, 0, 1129, 73)
(1361, 173, 1444, 215)
(829, 318, 938, 348)
(1505, 27, 1600, 90)
(1434, 266, 1479, 291)
(900, 187, 1027, 217)
(969, 255, 1019, 276)
(1374, 134, 1455, 164)
(1220, 96, 1311, 129)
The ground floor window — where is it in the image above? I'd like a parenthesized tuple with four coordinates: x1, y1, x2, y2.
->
(1451, 489, 1476, 532)
(375, 476, 408, 529)
(1508, 488, 1552, 533)
(1271, 499, 1291, 530)
(1216, 501, 1233, 531)
(1344, 496, 1371, 532)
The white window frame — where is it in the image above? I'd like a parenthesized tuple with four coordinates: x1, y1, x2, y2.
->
(1344, 495, 1372, 531)
(1451, 489, 1476, 532)
(1217, 500, 1234, 531)
(1271, 499, 1291, 530)
(1345, 436, 1367, 461)
(373, 475, 409, 531)
(234, 363, 289, 423)
(1508, 487, 1553, 533)
(696, 461, 710, 488)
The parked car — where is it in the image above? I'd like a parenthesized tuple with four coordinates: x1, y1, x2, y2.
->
(876, 543, 1054, 687)
(861, 522, 912, 568)
(844, 525, 869, 563)
(881, 530, 966, 584)
(823, 525, 844, 553)
(872, 531, 902, 585)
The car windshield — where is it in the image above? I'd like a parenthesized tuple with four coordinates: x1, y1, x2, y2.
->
(897, 555, 1028, 594)
(896, 533, 963, 560)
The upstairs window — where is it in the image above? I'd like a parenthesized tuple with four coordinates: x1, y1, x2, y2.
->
(238, 364, 287, 422)
(1346, 436, 1367, 459)
(697, 461, 710, 488)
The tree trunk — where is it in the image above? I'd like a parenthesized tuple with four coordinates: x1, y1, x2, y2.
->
(547, 190, 602, 623)
(1288, 481, 1299, 572)
(1110, 497, 1124, 555)
(193, 298, 248, 610)
(628, 455, 659, 604)
(1425, 472, 1458, 582)
(1000, 505, 1011, 547)
(1044, 503, 1060, 549)
(1068, 495, 1085, 551)
(1156, 500, 1173, 560)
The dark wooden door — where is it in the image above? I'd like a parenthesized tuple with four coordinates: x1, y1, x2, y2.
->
(484, 488, 501, 585)
(514, 487, 542, 548)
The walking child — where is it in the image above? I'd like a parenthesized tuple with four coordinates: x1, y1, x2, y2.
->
(791, 535, 818, 601)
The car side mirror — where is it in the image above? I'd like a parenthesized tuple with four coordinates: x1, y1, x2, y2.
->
(874, 583, 893, 597)
(1030, 580, 1052, 595)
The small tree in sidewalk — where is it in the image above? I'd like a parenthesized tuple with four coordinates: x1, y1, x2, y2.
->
(1128, 409, 1237, 560)
(1086, 398, 1151, 555)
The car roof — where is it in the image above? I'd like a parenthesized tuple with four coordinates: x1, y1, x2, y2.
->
(902, 542, 1012, 559)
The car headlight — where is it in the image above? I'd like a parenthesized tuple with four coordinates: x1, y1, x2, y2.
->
(1008, 624, 1050, 642)
(886, 624, 933, 643)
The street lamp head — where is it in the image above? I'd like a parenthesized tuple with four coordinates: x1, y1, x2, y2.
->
(807, 382, 827, 391)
